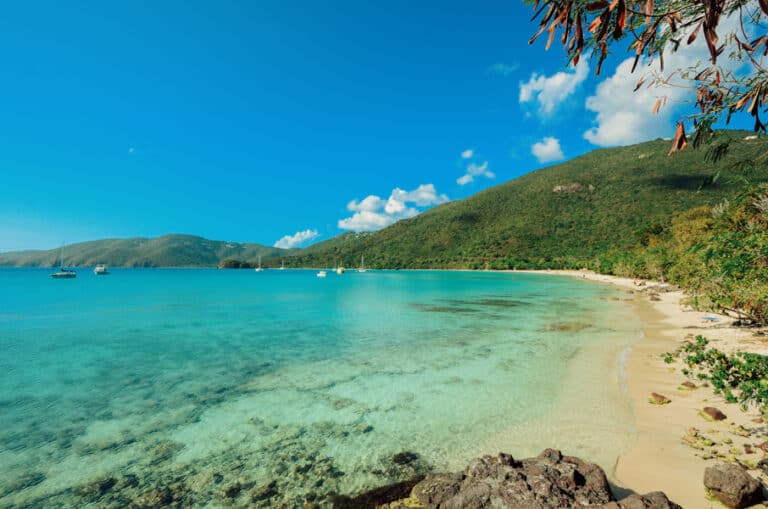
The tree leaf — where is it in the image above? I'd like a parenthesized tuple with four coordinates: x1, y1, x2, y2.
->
(652, 97, 663, 114)
(668, 122, 688, 156)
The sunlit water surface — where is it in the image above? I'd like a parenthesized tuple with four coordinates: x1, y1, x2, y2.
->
(0, 269, 641, 507)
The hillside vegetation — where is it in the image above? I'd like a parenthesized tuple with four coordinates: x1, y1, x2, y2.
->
(292, 131, 768, 270)
(611, 184, 768, 324)
(0, 234, 293, 268)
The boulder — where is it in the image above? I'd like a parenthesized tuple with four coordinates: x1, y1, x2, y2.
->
(379, 449, 678, 508)
(600, 491, 681, 508)
(339, 450, 680, 509)
(701, 407, 727, 421)
(649, 393, 671, 405)
(703, 463, 763, 508)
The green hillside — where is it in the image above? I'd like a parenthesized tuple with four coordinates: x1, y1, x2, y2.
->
(292, 131, 768, 269)
(0, 234, 293, 268)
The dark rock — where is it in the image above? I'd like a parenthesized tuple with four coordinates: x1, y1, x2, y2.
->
(758, 458, 768, 475)
(607, 491, 683, 508)
(410, 473, 463, 506)
(704, 463, 764, 508)
(132, 487, 173, 508)
(74, 476, 116, 499)
(701, 406, 728, 421)
(368, 450, 679, 509)
(251, 480, 278, 502)
(113, 474, 139, 491)
(221, 481, 242, 498)
(332, 478, 424, 509)
(392, 451, 419, 465)
(414, 449, 615, 508)
(649, 393, 671, 405)
(678, 381, 697, 390)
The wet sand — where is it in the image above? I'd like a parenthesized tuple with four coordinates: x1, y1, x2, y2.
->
(521, 269, 767, 507)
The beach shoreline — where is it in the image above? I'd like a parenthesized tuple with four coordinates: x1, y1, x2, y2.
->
(517, 269, 767, 507)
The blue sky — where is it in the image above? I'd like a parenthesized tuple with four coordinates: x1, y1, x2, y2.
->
(0, 1, 750, 251)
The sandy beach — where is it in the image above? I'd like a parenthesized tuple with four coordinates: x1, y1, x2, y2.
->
(522, 270, 768, 507)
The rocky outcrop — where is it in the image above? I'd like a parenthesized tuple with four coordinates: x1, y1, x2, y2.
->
(700, 406, 728, 421)
(340, 449, 680, 509)
(703, 463, 764, 509)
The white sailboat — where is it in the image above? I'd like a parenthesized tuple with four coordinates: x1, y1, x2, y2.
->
(279, 259, 285, 270)
(254, 255, 263, 272)
(335, 259, 345, 275)
(51, 244, 77, 279)
(358, 255, 367, 273)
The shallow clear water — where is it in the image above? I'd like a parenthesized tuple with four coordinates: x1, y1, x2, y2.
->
(0, 268, 641, 507)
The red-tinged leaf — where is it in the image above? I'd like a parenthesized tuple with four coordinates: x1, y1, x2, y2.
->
(668, 122, 688, 156)
(714, 71, 720, 86)
(529, 22, 549, 45)
(668, 14, 677, 33)
(634, 76, 646, 91)
(575, 13, 583, 45)
(693, 68, 712, 81)
(545, 24, 557, 50)
(596, 44, 608, 75)
(614, 0, 627, 38)
(645, 0, 654, 22)
(755, 114, 766, 132)
(687, 22, 701, 45)
(587, 1, 609, 10)
(735, 92, 752, 110)
(652, 97, 662, 114)
(749, 85, 762, 115)
(631, 54, 641, 72)
(703, 23, 720, 63)
(596, 10, 611, 41)
(588, 16, 602, 33)
(609, 0, 619, 11)
(739, 39, 754, 52)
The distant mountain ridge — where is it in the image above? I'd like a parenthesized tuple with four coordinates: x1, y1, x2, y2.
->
(0, 234, 293, 268)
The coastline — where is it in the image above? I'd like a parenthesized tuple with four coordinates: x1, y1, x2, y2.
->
(520, 269, 766, 507)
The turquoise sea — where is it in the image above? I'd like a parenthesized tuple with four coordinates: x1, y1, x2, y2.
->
(0, 268, 642, 508)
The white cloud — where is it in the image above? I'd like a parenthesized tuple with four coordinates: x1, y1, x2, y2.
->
(583, 14, 746, 146)
(274, 229, 319, 249)
(488, 62, 520, 76)
(457, 174, 473, 186)
(456, 161, 495, 186)
(531, 137, 565, 163)
(519, 60, 589, 115)
(461, 149, 473, 159)
(338, 184, 449, 232)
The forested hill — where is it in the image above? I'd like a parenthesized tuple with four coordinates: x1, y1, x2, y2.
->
(0, 234, 293, 268)
(3, 131, 766, 270)
(291, 131, 768, 269)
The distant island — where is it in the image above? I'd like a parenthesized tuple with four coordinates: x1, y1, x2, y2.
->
(0, 234, 295, 269)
